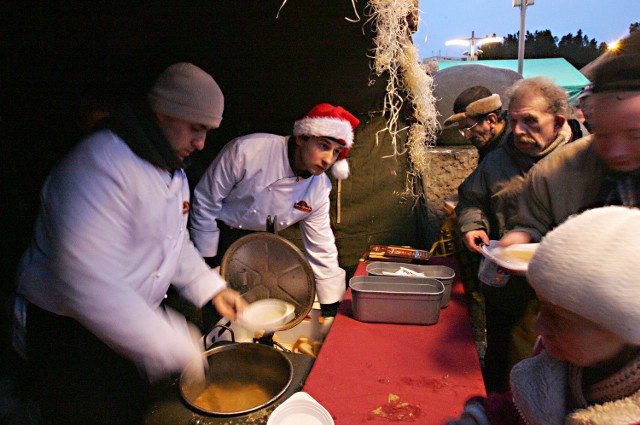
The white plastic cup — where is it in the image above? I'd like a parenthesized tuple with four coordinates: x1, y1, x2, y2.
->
(478, 256, 511, 287)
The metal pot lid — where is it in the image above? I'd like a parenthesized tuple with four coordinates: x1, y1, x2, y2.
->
(220, 232, 315, 331)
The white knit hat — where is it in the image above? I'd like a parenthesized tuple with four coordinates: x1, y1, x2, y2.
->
(526, 206, 640, 344)
(147, 62, 224, 128)
(293, 103, 360, 180)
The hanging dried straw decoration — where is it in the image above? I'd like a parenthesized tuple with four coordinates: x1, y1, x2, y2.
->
(275, 0, 438, 199)
(366, 0, 439, 200)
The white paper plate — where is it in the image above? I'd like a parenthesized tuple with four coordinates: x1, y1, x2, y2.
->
(267, 392, 334, 425)
(480, 241, 539, 273)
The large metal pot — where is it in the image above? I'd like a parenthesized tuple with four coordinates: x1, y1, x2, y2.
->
(180, 342, 293, 416)
(178, 232, 313, 416)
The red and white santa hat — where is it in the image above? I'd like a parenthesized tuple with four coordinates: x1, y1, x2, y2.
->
(293, 103, 360, 180)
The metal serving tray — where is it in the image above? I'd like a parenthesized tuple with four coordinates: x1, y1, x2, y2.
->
(365, 262, 455, 307)
(349, 276, 444, 325)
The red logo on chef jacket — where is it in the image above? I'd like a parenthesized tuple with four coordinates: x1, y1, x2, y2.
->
(293, 200, 312, 213)
(182, 201, 190, 215)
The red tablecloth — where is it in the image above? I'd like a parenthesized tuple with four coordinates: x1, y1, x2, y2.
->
(303, 257, 486, 424)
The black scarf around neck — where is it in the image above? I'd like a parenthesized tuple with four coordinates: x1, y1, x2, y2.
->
(108, 104, 185, 171)
(287, 136, 311, 179)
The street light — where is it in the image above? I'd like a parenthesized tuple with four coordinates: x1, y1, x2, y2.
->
(513, 0, 535, 75)
(445, 31, 504, 61)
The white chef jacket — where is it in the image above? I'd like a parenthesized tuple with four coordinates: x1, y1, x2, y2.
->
(16, 130, 227, 381)
(189, 133, 346, 304)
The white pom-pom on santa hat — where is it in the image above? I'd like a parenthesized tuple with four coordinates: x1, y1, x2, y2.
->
(293, 103, 360, 180)
(331, 148, 351, 180)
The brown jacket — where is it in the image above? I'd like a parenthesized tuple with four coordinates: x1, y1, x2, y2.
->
(456, 122, 574, 240)
(509, 136, 608, 241)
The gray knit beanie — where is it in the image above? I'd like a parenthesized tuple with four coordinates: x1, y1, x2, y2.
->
(526, 206, 640, 344)
(147, 62, 224, 128)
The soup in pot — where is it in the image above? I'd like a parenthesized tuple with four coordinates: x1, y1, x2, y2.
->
(193, 381, 272, 413)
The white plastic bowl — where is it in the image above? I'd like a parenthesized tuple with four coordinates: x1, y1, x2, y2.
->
(237, 299, 296, 332)
(480, 241, 539, 273)
(267, 392, 334, 425)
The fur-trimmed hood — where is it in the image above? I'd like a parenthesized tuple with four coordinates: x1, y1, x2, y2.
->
(511, 350, 640, 425)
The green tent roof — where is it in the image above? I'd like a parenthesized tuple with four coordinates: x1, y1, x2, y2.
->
(437, 58, 591, 102)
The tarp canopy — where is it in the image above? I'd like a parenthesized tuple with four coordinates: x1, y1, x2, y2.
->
(437, 58, 591, 103)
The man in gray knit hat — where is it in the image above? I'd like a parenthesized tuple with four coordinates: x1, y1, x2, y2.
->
(13, 62, 246, 424)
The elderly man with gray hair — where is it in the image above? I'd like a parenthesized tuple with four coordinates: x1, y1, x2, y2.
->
(501, 31, 640, 247)
(455, 76, 580, 392)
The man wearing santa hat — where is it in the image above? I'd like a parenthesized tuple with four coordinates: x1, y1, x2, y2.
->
(189, 103, 360, 317)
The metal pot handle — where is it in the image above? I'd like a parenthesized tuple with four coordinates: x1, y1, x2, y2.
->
(205, 322, 235, 350)
(266, 215, 278, 235)
(253, 331, 291, 353)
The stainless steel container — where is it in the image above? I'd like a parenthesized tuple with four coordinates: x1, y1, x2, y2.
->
(349, 276, 444, 325)
(365, 262, 455, 307)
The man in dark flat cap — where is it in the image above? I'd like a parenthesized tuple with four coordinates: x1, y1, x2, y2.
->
(444, 86, 508, 162)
